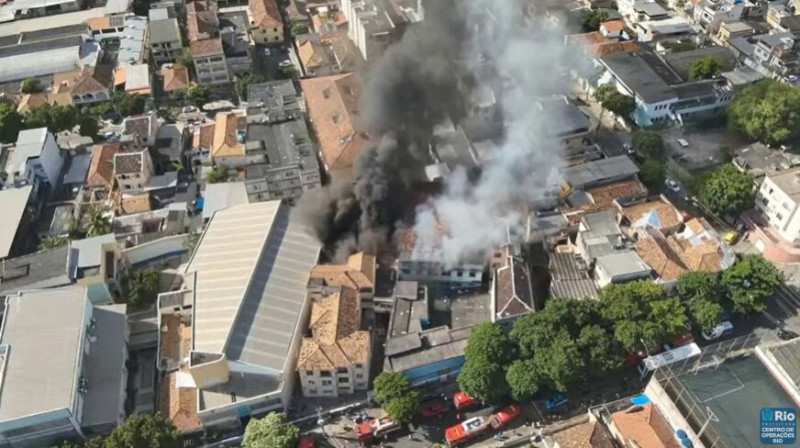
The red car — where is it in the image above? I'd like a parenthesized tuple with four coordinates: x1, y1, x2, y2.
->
(490, 405, 521, 430)
(422, 401, 449, 418)
(453, 391, 479, 411)
(298, 436, 315, 448)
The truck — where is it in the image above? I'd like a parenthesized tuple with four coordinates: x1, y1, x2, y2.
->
(445, 416, 490, 447)
(356, 416, 401, 443)
(489, 405, 521, 430)
(453, 391, 479, 411)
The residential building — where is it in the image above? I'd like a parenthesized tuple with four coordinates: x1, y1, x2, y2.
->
(617, 196, 684, 238)
(341, 0, 421, 62)
(396, 224, 484, 285)
(10, 128, 64, 190)
(296, 287, 370, 397)
(295, 32, 366, 77)
(548, 250, 600, 300)
(86, 143, 120, 191)
(750, 32, 798, 78)
(600, 20, 626, 38)
(716, 21, 754, 45)
(594, 250, 652, 287)
(201, 184, 247, 222)
(220, 11, 253, 75)
(0, 246, 75, 298)
(162, 66, 190, 93)
(309, 252, 376, 300)
(192, 38, 230, 85)
(124, 63, 152, 95)
(162, 201, 320, 430)
(576, 210, 626, 261)
(0, 187, 34, 259)
(123, 113, 159, 147)
(69, 233, 123, 304)
(490, 245, 538, 330)
(300, 73, 369, 182)
(149, 18, 183, 64)
(633, 2, 670, 23)
(384, 325, 470, 387)
(597, 48, 738, 126)
(87, 14, 148, 68)
(568, 30, 642, 58)
(243, 82, 321, 202)
(561, 156, 640, 191)
(635, 219, 734, 287)
(0, 287, 128, 447)
(549, 416, 615, 447)
(693, 0, 746, 34)
(635, 17, 694, 42)
(58, 65, 115, 106)
(766, 1, 793, 29)
(114, 149, 155, 193)
(755, 167, 800, 244)
(248, 0, 283, 44)
(210, 111, 247, 166)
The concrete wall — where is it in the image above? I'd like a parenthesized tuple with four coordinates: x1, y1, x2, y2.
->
(122, 234, 187, 267)
(403, 356, 465, 387)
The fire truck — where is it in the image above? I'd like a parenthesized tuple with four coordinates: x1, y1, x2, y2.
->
(356, 416, 401, 443)
(445, 416, 490, 447)
(453, 391, 479, 411)
(489, 405, 521, 430)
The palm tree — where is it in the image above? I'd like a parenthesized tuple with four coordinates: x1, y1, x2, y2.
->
(85, 208, 112, 237)
(38, 236, 69, 251)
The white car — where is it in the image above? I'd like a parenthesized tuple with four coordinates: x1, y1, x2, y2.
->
(702, 321, 734, 341)
(278, 60, 293, 68)
(182, 106, 198, 114)
(665, 179, 680, 192)
(263, 48, 271, 56)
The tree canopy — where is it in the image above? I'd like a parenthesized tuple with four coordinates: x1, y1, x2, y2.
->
(0, 103, 22, 143)
(639, 159, 665, 191)
(677, 271, 725, 332)
(721, 254, 782, 314)
(21, 77, 40, 94)
(119, 268, 161, 310)
(457, 322, 513, 403)
(235, 74, 266, 101)
(631, 130, 665, 160)
(594, 85, 635, 119)
(600, 281, 687, 350)
(103, 414, 180, 448)
(373, 371, 420, 422)
(243, 413, 300, 448)
(700, 164, 755, 215)
(728, 79, 800, 145)
(582, 9, 609, 32)
(206, 165, 231, 183)
(186, 83, 212, 106)
(688, 57, 723, 81)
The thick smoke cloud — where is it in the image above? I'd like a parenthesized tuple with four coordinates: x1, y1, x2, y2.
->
(297, 0, 583, 262)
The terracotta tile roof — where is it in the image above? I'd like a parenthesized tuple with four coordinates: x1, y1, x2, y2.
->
(297, 288, 370, 371)
(87, 144, 121, 188)
(194, 122, 215, 149)
(211, 112, 245, 159)
(70, 66, 114, 97)
(309, 252, 377, 290)
(590, 40, 641, 58)
(159, 373, 201, 433)
(124, 114, 155, 140)
(163, 66, 190, 91)
(621, 199, 682, 232)
(553, 420, 616, 448)
(119, 193, 152, 215)
(635, 229, 686, 282)
(249, 0, 282, 29)
(298, 40, 325, 69)
(190, 38, 224, 57)
(585, 179, 647, 211)
(568, 31, 612, 46)
(611, 404, 680, 448)
(680, 239, 723, 272)
(16, 92, 72, 114)
(159, 314, 182, 363)
(311, 10, 348, 32)
(300, 74, 369, 177)
(186, 0, 219, 41)
(495, 246, 535, 319)
(601, 20, 625, 32)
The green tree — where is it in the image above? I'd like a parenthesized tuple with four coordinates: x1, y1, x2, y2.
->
(0, 103, 23, 143)
(384, 391, 421, 423)
(119, 268, 161, 309)
(677, 271, 724, 332)
(463, 322, 513, 365)
(39, 236, 69, 251)
(78, 114, 100, 140)
(600, 281, 687, 350)
(595, 86, 635, 119)
(103, 414, 179, 448)
(206, 165, 230, 183)
(291, 22, 309, 35)
(111, 91, 147, 116)
(582, 9, 609, 32)
(631, 130, 665, 160)
(578, 324, 623, 373)
(700, 164, 755, 214)
(280, 66, 299, 79)
(179, 48, 194, 70)
(689, 57, 723, 81)
(505, 359, 540, 401)
(373, 371, 412, 405)
(532, 331, 584, 392)
(186, 83, 212, 106)
(24, 104, 80, 132)
(457, 358, 509, 404)
(84, 207, 112, 237)
(728, 79, 800, 144)
(243, 413, 300, 448)
(721, 254, 782, 314)
(639, 159, 665, 191)
(21, 77, 39, 94)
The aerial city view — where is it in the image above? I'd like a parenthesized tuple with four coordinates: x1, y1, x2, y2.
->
(1, 0, 800, 446)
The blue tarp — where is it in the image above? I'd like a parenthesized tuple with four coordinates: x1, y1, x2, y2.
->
(631, 395, 651, 406)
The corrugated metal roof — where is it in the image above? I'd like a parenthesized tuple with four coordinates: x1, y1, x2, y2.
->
(186, 201, 320, 371)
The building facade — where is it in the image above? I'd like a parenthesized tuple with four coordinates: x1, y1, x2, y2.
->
(11, 128, 64, 191)
(756, 168, 800, 243)
(114, 150, 155, 193)
(149, 18, 183, 64)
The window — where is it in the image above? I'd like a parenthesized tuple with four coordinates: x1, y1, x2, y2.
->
(355, 363, 363, 369)
(273, 27, 278, 32)
(322, 380, 332, 386)
(307, 380, 315, 385)
(338, 377, 349, 384)
(337, 367, 348, 374)
(777, 213, 784, 221)
(309, 388, 318, 395)
(356, 373, 363, 379)
(469, 271, 477, 278)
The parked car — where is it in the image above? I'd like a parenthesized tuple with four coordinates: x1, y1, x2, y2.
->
(453, 391, 479, 411)
(665, 179, 681, 193)
(723, 231, 740, 245)
(778, 329, 799, 341)
(298, 436, 315, 448)
(422, 401, 449, 418)
(489, 405, 521, 430)
(263, 48, 271, 55)
(545, 394, 568, 410)
(279, 60, 293, 68)
(182, 106, 198, 114)
(702, 321, 734, 341)
(624, 143, 635, 155)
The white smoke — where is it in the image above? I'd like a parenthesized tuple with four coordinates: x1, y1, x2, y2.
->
(412, 0, 587, 264)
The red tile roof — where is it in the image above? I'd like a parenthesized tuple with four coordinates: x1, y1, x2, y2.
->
(249, 0, 282, 29)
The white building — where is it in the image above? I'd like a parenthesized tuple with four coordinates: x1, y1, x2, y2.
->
(296, 287, 370, 397)
(113, 150, 155, 193)
(693, 0, 745, 34)
(756, 168, 800, 243)
(10, 128, 64, 191)
(0, 287, 128, 448)
(164, 201, 321, 430)
(396, 226, 485, 284)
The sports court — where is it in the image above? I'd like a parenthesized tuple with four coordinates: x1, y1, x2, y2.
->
(676, 356, 795, 447)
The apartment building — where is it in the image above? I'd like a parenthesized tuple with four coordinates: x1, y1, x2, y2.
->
(114, 149, 155, 193)
(191, 39, 230, 85)
(756, 167, 800, 243)
(248, 0, 283, 44)
(9, 128, 63, 192)
(149, 18, 183, 64)
(296, 287, 370, 397)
